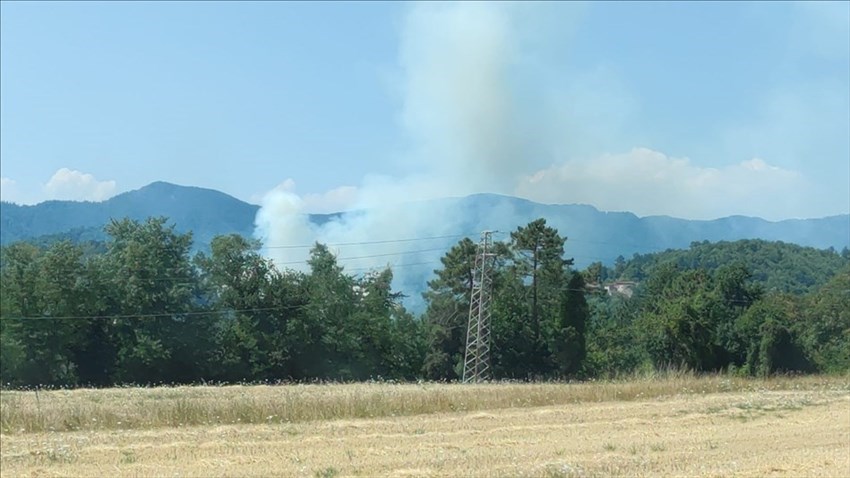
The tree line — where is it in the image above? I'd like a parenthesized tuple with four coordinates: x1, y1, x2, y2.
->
(1, 217, 847, 387)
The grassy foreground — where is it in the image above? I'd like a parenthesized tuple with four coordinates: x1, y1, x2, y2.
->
(1, 373, 848, 477)
(2, 372, 848, 434)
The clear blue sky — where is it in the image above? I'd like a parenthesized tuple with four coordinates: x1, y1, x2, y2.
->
(2, 1, 848, 220)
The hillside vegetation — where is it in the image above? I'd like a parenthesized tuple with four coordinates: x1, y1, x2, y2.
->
(618, 239, 850, 294)
(3, 183, 848, 267)
(0, 182, 259, 246)
(1, 216, 848, 388)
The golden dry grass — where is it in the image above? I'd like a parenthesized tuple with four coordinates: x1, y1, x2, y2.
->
(2, 374, 849, 477)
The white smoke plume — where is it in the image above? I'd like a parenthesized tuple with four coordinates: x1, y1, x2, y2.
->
(253, 2, 826, 294)
(399, 2, 525, 193)
(254, 3, 532, 286)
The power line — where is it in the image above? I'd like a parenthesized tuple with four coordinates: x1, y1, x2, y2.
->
(5, 233, 841, 285)
(262, 233, 470, 249)
(272, 247, 449, 265)
(0, 306, 300, 322)
(345, 260, 442, 273)
(0, 286, 774, 321)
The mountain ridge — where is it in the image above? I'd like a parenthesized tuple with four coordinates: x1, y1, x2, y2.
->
(2, 182, 848, 266)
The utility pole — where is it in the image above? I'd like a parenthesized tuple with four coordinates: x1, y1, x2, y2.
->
(462, 231, 496, 383)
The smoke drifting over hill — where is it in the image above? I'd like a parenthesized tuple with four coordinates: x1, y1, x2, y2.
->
(254, 3, 532, 278)
(253, 2, 842, 280)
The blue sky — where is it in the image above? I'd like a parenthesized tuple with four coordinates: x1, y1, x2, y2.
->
(1, 1, 848, 220)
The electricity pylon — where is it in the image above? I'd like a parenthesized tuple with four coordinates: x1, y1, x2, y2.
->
(462, 231, 496, 383)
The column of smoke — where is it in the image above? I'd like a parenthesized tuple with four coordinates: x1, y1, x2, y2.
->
(253, 3, 538, 304)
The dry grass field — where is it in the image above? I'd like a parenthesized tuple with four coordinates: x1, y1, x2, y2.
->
(1, 373, 848, 477)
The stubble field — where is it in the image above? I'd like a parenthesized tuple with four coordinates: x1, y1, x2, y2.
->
(1, 374, 848, 477)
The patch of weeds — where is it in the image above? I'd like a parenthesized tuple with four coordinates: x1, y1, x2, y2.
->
(314, 467, 340, 478)
(734, 400, 766, 412)
(732, 412, 757, 422)
(120, 449, 137, 464)
(628, 444, 640, 455)
(775, 400, 807, 411)
(649, 443, 666, 452)
(45, 446, 77, 464)
(542, 463, 586, 478)
(603, 442, 617, 452)
(412, 427, 426, 435)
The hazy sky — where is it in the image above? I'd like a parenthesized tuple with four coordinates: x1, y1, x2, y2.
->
(1, 1, 848, 220)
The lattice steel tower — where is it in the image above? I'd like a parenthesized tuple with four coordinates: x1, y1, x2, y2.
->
(462, 231, 496, 383)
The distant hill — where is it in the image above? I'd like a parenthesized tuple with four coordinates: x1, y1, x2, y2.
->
(433, 194, 850, 267)
(617, 239, 849, 294)
(1, 183, 848, 267)
(0, 182, 260, 248)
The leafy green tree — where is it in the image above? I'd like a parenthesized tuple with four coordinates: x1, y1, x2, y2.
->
(551, 272, 588, 377)
(584, 295, 646, 377)
(385, 307, 426, 380)
(737, 294, 813, 375)
(612, 255, 627, 280)
(490, 267, 534, 378)
(422, 238, 478, 380)
(509, 219, 573, 376)
(300, 243, 360, 379)
(103, 217, 211, 384)
(196, 234, 304, 381)
(348, 269, 398, 379)
(583, 262, 607, 284)
(510, 220, 569, 344)
(1, 243, 43, 386)
(637, 267, 725, 371)
(798, 266, 850, 372)
(0, 242, 90, 386)
(0, 324, 25, 385)
(69, 254, 119, 386)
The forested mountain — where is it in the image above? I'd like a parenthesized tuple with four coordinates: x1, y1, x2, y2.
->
(0, 182, 260, 246)
(427, 194, 849, 267)
(615, 239, 850, 294)
(2, 183, 848, 267)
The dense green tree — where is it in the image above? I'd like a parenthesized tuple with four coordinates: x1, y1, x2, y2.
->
(0, 242, 90, 385)
(103, 217, 211, 383)
(551, 272, 588, 377)
(584, 295, 646, 377)
(510, 220, 569, 343)
(421, 238, 478, 380)
(69, 255, 119, 386)
(298, 243, 358, 379)
(384, 307, 426, 380)
(583, 262, 608, 284)
(509, 219, 573, 376)
(735, 296, 811, 375)
(637, 268, 725, 371)
(196, 234, 304, 381)
(612, 255, 627, 280)
(798, 266, 850, 372)
(348, 269, 400, 379)
(490, 267, 533, 378)
(1, 243, 45, 386)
